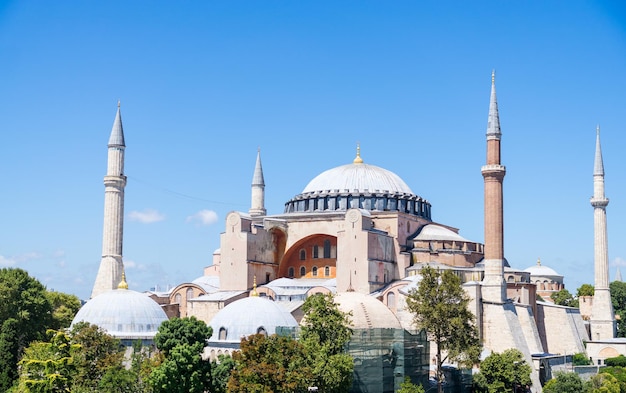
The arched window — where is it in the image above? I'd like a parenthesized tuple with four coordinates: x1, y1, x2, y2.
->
(387, 292, 396, 308)
(324, 266, 330, 276)
(300, 266, 306, 277)
(288, 267, 295, 278)
(507, 275, 515, 283)
(186, 288, 194, 300)
(257, 327, 267, 336)
(312, 266, 318, 277)
(219, 327, 227, 340)
(323, 240, 331, 258)
(174, 293, 182, 304)
(299, 249, 306, 260)
(313, 245, 319, 259)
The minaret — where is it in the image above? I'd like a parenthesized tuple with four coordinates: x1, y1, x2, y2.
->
(249, 148, 266, 217)
(481, 71, 507, 303)
(91, 102, 127, 298)
(616, 267, 623, 283)
(590, 126, 615, 339)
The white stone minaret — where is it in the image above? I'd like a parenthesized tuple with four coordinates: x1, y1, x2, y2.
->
(249, 148, 266, 217)
(481, 71, 507, 303)
(590, 126, 615, 339)
(91, 103, 127, 298)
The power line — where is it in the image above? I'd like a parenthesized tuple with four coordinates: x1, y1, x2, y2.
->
(126, 175, 247, 207)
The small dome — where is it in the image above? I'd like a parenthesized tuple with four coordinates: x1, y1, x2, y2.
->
(303, 163, 413, 195)
(334, 292, 401, 329)
(524, 260, 561, 277)
(71, 289, 168, 339)
(209, 296, 298, 343)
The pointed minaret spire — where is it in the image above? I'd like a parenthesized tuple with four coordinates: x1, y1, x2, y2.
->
(594, 125, 604, 176)
(486, 70, 501, 140)
(590, 125, 615, 339)
(108, 101, 125, 147)
(249, 148, 266, 217)
(481, 71, 507, 303)
(91, 103, 127, 298)
(616, 267, 623, 283)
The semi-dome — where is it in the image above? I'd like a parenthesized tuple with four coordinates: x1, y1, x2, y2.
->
(335, 292, 402, 329)
(412, 224, 470, 242)
(71, 288, 168, 339)
(284, 149, 431, 219)
(208, 296, 299, 343)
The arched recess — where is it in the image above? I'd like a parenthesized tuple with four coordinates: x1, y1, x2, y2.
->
(279, 234, 337, 279)
(269, 227, 287, 264)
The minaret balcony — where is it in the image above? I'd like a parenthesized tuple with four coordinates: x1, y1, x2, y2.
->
(481, 164, 506, 176)
(591, 197, 609, 208)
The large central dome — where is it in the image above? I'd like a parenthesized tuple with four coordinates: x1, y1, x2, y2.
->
(284, 149, 431, 219)
(302, 162, 413, 195)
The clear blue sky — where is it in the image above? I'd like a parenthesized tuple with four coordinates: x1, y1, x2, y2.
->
(1, 1, 625, 300)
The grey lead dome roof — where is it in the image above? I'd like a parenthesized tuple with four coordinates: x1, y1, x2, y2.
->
(208, 296, 298, 343)
(302, 163, 413, 195)
(71, 289, 168, 339)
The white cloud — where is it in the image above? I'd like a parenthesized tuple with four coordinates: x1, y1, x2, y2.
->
(0, 255, 16, 267)
(129, 209, 165, 223)
(186, 209, 218, 226)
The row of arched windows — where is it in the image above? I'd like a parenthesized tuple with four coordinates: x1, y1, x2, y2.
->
(173, 288, 196, 304)
(218, 326, 267, 340)
(288, 265, 331, 278)
(299, 240, 334, 260)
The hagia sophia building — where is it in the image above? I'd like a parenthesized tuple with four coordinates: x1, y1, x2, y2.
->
(72, 73, 623, 392)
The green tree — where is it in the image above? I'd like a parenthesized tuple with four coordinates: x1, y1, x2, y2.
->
(601, 367, 626, 393)
(227, 333, 313, 393)
(577, 284, 595, 297)
(405, 266, 480, 393)
(153, 316, 211, 356)
(14, 330, 78, 393)
(605, 355, 626, 367)
(542, 371, 583, 393)
(150, 344, 211, 393)
(150, 317, 213, 393)
(584, 372, 620, 393)
(0, 318, 20, 391)
(397, 376, 425, 393)
(610, 281, 626, 337)
(573, 352, 592, 366)
(472, 349, 532, 393)
(45, 291, 81, 330)
(550, 289, 579, 307)
(99, 341, 156, 393)
(69, 322, 125, 391)
(211, 354, 235, 393)
(0, 268, 54, 391)
(300, 293, 354, 393)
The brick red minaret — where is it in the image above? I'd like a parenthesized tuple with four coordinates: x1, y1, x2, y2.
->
(481, 71, 507, 303)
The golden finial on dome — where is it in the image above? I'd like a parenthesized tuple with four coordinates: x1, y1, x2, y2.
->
(537, 258, 541, 267)
(118, 270, 129, 290)
(251, 276, 258, 297)
(353, 143, 363, 164)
